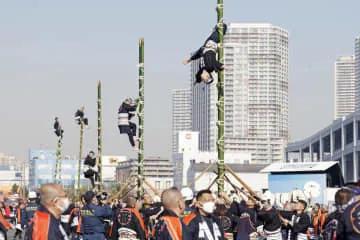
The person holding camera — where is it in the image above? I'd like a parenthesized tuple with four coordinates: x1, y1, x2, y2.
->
(78, 191, 112, 240)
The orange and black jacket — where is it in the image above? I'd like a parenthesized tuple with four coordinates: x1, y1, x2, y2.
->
(311, 212, 321, 235)
(16, 207, 26, 228)
(153, 209, 192, 240)
(0, 208, 11, 233)
(111, 207, 147, 240)
(24, 205, 68, 240)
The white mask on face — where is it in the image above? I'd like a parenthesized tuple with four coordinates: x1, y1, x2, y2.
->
(56, 198, 70, 213)
(201, 201, 215, 214)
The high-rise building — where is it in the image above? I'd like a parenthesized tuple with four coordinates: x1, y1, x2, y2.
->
(191, 23, 289, 163)
(171, 89, 192, 153)
(191, 59, 218, 152)
(334, 56, 356, 119)
(356, 37, 360, 111)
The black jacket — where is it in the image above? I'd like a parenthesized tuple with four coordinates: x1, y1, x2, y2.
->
(118, 102, 136, 115)
(281, 211, 310, 240)
(230, 201, 259, 227)
(257, 207, 282, 232)
(338, 200, 360, 240)
(183, 209, 226, 240)
(84, 155, 96, 167)
(111, 208, 146, 240)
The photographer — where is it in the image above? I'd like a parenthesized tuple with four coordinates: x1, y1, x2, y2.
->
(79, 191, 112, 240)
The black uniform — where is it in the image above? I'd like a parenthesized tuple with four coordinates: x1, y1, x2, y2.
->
(75, 109, 88, 126)
(322, 210, 343, 240)
(153, 209, 192, 240)
(118, 102, 137, 147)
(337, 199, 360, 240)
(188, 24, 228, 84)
(257, 207, 282, 238)
(183, 209, 227, 240)
(281, 211, 310, 240)
(54, 121, 64, 137)
(83, 154, 98, 188)
(141, 205, 162, 231)
(230, 201, 259, 227)
(23, 202, 38, 227)
(111, 208, 147, 240)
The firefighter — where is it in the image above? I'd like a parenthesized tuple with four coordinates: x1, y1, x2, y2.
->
(75, 106, 89, 127)
(183, 189, 226, 240)
(336, 186, 360, 239)
(257, 199, 282, 240)
(78, 191, 112, 240)
(181, 187, 195, 217)
(14, 201, 25, 239)
(182, 23, 231, 85)
(23, 191, 39, 228)
(111, 197, 147, 240)
(53, 117, 64, 137)
(118, 98, 138, 151)
(140, 193, 162, 233)
(154, 187, 192, 240)
(280, 200, 310, 240)
(24, 183, 71, 239)
(83, 151, 99, 190)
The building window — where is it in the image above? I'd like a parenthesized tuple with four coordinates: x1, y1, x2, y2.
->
(166, 181, 171, 188)
(345, 153, 354, 182)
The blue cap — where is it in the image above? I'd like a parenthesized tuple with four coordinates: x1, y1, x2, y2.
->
(83, 191, 96, 202)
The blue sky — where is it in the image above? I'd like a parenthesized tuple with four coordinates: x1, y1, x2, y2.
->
(0, 0, 359, 160)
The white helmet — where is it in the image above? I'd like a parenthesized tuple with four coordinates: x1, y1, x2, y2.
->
(28, 191, 37, 199)
(181, 187, 193, 201)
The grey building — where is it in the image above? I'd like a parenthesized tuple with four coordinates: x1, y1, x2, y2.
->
(172, 89, 192, 153)
(285, 112, 360, 183)
(355, 37, 360, 111)
(335, 56, 356, 119)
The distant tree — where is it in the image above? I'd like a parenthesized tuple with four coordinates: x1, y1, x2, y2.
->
(11, 184, 19, 194)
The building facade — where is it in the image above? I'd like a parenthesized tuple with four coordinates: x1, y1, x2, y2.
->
(285, 112, 360, 183)
(116, 157, 174, 194)
(335, 56, 356, 119)
(355, 37, 360, 111)
(29, 149, 85, 190)
(0, 153, 22, 171)
(190, 23, 289, 163)
(172, 89, 192, 153)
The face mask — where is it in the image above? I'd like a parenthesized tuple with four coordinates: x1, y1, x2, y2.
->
(56, 198, 70, 213)
(201, 201, 215, 214)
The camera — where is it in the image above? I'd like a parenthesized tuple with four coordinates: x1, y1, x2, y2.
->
(96, 192, 108, 203)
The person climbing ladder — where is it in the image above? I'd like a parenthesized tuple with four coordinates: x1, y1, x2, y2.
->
(118, 98, 138, 151)
(182, 22, 231, 85)
(83, 151, 99, 190)
(53, 117, 64, 137)
(75, 106, 89, 127)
